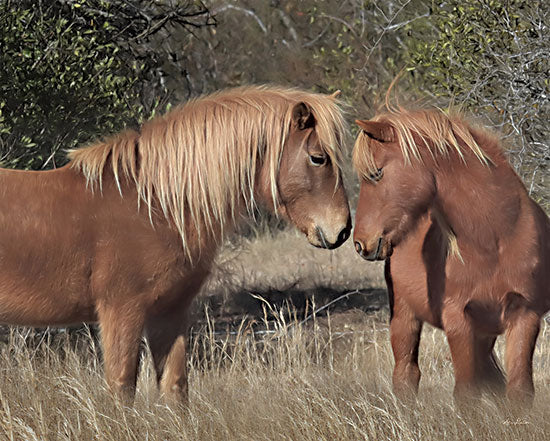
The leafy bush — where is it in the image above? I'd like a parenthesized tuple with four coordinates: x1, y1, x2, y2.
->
(0, 0, 212, 169)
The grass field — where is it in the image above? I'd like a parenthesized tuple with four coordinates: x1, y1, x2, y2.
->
(0, 231, 549, 440)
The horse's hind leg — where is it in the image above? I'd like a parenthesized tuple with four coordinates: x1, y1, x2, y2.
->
(145, 305, 190, 405)
(390, 301, 422, 397)
(503, 297, 540, 404)
(474, 336, 505, 394)
(97, 301, 146, 404)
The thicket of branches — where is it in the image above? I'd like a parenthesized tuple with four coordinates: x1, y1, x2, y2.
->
(1, 0, 548, 206)
(406, 0, 549, 205)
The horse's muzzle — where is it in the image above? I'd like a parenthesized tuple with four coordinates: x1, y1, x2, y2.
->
(311, 218, 351, 250)
(354, 237, 392, 261)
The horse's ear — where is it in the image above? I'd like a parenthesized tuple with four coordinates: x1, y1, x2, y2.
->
(356, 119, 395, 143)
(292, 102, 315, 130)
(330, 90, 341, 99)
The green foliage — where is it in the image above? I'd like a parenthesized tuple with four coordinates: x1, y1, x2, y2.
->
(0, 0, 144, 169)
(0, 0, 212, 170)
(406, 0, 547, 100)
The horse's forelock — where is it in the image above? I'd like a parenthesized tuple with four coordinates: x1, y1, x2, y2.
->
(352, 131, 379, 180)
(288, 90, 347, 179)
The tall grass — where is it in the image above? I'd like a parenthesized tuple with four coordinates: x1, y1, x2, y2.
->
(0, 306, 548, 440)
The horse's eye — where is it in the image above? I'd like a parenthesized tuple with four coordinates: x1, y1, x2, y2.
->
(368, 168, 384, 182)
(309, 154, 327, 166)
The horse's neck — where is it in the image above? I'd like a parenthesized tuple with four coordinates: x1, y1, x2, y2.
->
(432, 159, 528, 255)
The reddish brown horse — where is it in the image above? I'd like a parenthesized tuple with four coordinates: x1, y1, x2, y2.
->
(352, 106, 550, 403)
(0, 86, 351, 403)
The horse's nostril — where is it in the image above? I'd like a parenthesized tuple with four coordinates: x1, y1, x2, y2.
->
(337, 226, 350, 244)
(354, 241, 362, 254)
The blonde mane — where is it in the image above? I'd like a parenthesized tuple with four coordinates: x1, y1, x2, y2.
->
(353, 106, 492, 180)
(69, 85, 347, 252)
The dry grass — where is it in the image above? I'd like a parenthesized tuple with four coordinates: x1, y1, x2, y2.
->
(1, 232, 549, 440)
(0, 309, 549, 440)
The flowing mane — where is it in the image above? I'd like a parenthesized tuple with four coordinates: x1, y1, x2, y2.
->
(69, 85, 347, 249)
(353, 106, 494, 179)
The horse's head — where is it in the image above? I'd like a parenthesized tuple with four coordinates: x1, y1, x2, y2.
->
(352, 118, 435, 261)
(260, 101, 351, 249)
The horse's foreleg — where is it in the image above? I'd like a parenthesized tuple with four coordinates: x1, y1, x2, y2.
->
(97, 301, 146, 404)
(504, 303, 539, 404)
(146, 307, 189, 405)
(390, 302, 422, 398)
(443, 306, 478, 401)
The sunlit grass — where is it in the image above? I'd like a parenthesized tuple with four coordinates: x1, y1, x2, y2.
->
(0, 306, 548, 440)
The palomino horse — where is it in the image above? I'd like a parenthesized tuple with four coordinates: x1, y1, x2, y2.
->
(352, 106, 550, 403)
(0, 86, 351, 403)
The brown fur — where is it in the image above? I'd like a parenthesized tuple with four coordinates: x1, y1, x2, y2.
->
(0, 86, 351, 404)
(352, 106, 550, 404)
